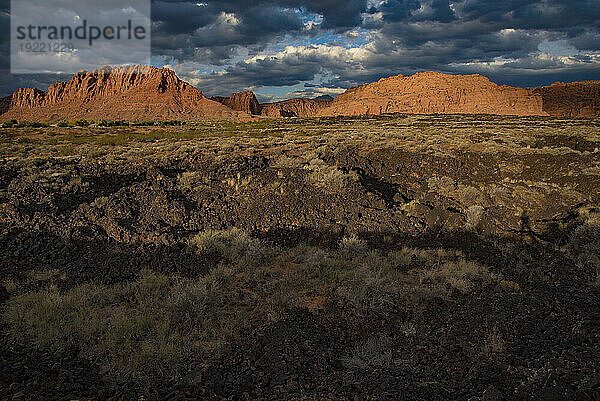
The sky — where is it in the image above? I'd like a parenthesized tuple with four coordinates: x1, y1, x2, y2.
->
(1, 0, 600, 102)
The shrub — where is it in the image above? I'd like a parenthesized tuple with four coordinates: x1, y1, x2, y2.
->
(188, 228, 267, 265)
(342, 333, 395, 370)
(419, 259, 498, 294)
(177, 171, 206, 191)
(386, 246, 464, 272)
(338, 236, 368, 259)
(130, 121, 160, 127)
(337, 264, 398, 317)
(427, 176, 455, 193)
(159, 120, 185, 127)
(484, 326, 506, 356)
(465, 205, 485, 229)
(295, 246, 330, 270)
(305, 159, 357, 192)
(67, 119, 90, 127)
(308, 166, 352, 192)
(15, 121, 49, 128)
(499, 280, 521, 292)
(108, 120, 129, 127)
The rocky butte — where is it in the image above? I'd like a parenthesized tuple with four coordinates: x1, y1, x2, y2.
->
(0, 65, 247, 122)
(211, 91, 262, 115)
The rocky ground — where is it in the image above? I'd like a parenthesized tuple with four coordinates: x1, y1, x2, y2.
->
(0, 114, 599, 400)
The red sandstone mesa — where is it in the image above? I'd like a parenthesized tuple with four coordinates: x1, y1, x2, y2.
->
(316, 72, 544, 117)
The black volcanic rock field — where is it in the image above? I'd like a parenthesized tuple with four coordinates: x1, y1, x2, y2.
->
(0, 114, 599, 400)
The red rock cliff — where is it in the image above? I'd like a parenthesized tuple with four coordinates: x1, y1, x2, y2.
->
(532, 81, 600, 118)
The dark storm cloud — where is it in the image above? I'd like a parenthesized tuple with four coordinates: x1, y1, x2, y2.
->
(455, 0, 600, 29)
(378, 0, 600, 46)
(180, 0, 599, 96)
(151, 1, 308, 63)
(185, 47, 328, 95)
(377, 0, 456, 23)
(152, 1, 215, 35)
(150, 0, 369, 61)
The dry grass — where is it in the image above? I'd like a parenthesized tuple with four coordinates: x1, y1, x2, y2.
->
(419, 260, 498, 294)
(342, 333, 396, 371)
(1, 227, 506, 385)
(3, 271, 234, 383)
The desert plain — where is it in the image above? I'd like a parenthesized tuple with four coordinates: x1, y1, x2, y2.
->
(0, 113, 599, 400)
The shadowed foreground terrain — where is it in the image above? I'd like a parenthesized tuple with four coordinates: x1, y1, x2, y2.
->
(0, 114, 599, 400)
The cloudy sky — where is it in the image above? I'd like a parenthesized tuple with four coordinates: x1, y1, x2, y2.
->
(1, 0, 600, 101)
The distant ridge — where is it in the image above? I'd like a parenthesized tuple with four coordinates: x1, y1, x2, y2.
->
(2, 66, 600, 121)
(260, 98, 333, 118)
(209, 93, 333, 118)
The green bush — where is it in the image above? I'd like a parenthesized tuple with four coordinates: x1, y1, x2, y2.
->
(107, 120, 129, 127)
(15, 121, 49, 128)
(130, 121, 157, 127)
(67, 119, 90, 127)
(160, 120, 185, 127)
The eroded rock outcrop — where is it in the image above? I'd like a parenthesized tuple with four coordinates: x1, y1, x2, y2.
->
(0, 65, 248, 121)
(8, 88, 46, 109)
(260, 98, 333, 117)
(211, 91, 261, 115)
(533, 81, 600, 118)
(317, 72, 545, 117)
